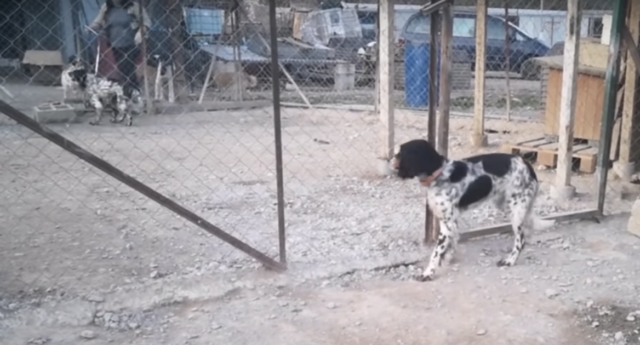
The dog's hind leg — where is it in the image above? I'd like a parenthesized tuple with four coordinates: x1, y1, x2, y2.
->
(497, 192, 533, 267)
(416, 216, 458, 282)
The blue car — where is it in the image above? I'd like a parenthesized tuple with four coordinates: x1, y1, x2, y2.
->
(400, 10, 550, 79)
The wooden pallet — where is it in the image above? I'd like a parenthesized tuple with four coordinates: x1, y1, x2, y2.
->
(500, 137, 598, 174)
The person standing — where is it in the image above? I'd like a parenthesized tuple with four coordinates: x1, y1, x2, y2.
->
(89, 0, 151, 91)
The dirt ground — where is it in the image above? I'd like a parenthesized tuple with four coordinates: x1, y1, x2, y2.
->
(0, 81, 639, 344)
(2, 215, 639, 345)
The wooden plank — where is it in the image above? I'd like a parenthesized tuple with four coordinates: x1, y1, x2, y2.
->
(619, 0, 640, 166)
(555, 0, 581, 197)
(574, 74, 606, 141)
(472, 0, 488, 147)
(579, 155, 597, 173)
(459, 209, 599, 242)
(610, 116, 622, 160)
(622, 26, 640, 76)
(544, 68, 563, 136)
(537, 151, 557, 167)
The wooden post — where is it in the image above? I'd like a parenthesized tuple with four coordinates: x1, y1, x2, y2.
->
(436, 3, 453, 156)
(504, 1, 512, 122)
(425, 3, 440, 244)
(617, 1, 640, 181)
(137, 0, 153, 114)
(377, 0, 395, 174)
(163, 0, 188, 103)
(552, 0, 580, 201)
(232, 6, 243, 102)
(472, 0, 488, 147)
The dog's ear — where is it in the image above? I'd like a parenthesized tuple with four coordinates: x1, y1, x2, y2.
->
(394, 139, 444, 179)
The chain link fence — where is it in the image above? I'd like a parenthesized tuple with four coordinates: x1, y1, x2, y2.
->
(0, 0, 632, 330)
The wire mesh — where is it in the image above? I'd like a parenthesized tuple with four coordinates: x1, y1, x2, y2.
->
(0, 0, 631, 341)
(0, 0, 283, 307)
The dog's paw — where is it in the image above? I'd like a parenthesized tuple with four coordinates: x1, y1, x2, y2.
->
(496, 259, 515, 267)
(414, 274, 433, 282)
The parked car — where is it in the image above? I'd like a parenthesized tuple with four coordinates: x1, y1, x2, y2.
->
(400, 10, 551, 78)
(352, 6, 418, 43)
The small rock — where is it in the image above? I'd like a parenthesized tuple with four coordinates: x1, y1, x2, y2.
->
(80, 330, 97, 340)
(626, 314, 636, 322)
(545, 289, 559, 299)
(614, 331, 624, 341)
(27, 338, 50, 345)
(586, 300, 594, 308)
(520, 287, 528, 294)
(211, 322, 222, 330)
(591, 321, 599, 328)
(150, 270, 159, 279)
(476, 329, 487, 336)
(326, 302, 337, 309)
(86, 293, 105, 303)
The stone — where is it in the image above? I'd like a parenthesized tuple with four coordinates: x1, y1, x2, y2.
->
(86, 293, 105, 303)
(550, 185, 576, 201)
(33, 102, 79, 124)
(80, 330, 97, 339)
(545, 289, 559, 299)
(627, 196, 640, 238)
(476, 329, 487, 336)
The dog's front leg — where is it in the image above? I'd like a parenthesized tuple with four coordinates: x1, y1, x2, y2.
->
(89, 95, 103, 126)
(416, 218, 458, 282)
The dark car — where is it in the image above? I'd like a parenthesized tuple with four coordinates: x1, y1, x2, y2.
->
(400, 10, 550, 78)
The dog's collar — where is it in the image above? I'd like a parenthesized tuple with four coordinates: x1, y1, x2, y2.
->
(420, 168, 443, 187)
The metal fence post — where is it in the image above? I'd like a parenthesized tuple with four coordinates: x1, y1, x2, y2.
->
(597, 0, 628, 214)
(267, 0, 287, 265)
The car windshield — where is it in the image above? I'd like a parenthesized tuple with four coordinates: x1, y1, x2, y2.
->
(405, 14, 431, 35)
(395, 11, 415, 32)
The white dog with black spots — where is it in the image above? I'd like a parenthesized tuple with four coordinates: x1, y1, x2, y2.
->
(390, 139, 556, 281)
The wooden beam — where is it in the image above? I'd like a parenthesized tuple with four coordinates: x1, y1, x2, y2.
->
(622, 27, 640, 76)
(472, 0, 488, 147)
(553, 0, 580, 201)
(459, 209, 599, 242)
(619, 1, 640, 171)
(419, 0, 451, 15)
(377, 0, 395, 164)
(436, 3, 453, 156)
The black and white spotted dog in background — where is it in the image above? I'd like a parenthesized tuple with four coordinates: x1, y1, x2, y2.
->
(85, 73, 142, 126)
(61, 55, 89, 104)
(391, 139, 556, 282)
(64, 62, 143, 126)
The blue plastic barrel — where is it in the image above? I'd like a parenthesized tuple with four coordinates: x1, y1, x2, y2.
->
(404, 42, 440, 108)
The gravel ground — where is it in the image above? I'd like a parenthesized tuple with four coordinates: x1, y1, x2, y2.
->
(0, 93, 638, 343)
(1, 215, 639, 345)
